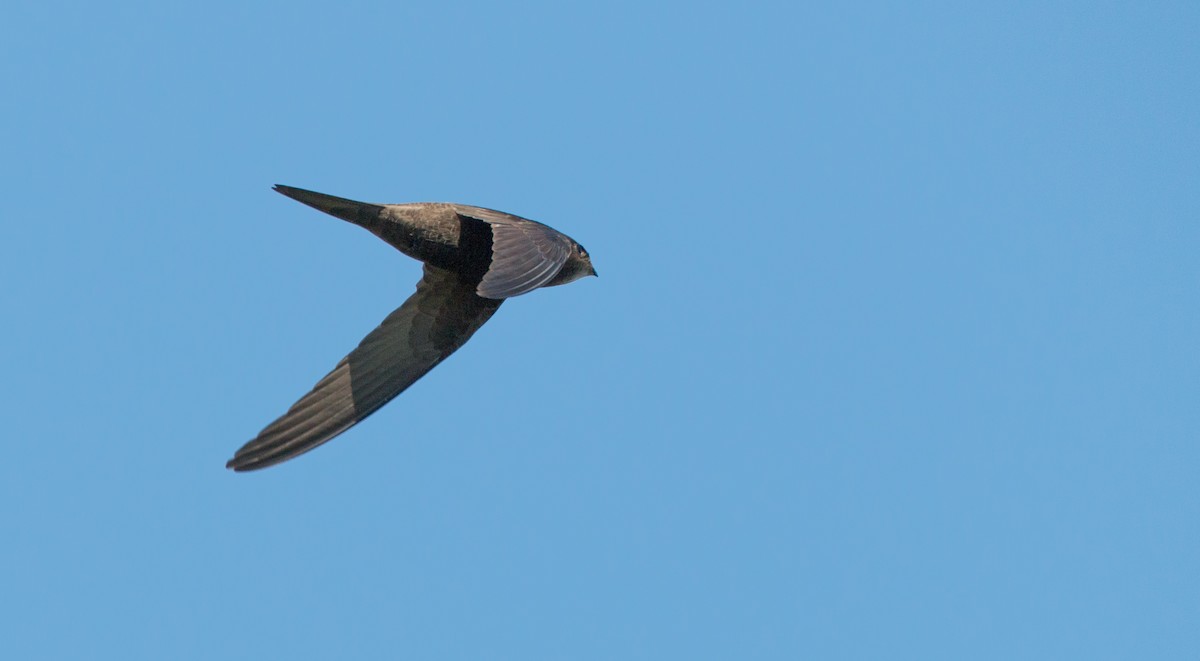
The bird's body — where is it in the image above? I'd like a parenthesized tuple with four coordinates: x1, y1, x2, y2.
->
(225, 185, 595, 472)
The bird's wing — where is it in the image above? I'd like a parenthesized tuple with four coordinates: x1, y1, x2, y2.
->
(226, 264, 502, 471)
(457, 208, 572, 299)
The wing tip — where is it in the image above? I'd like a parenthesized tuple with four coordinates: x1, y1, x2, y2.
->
(225, 441, 285, 472)
(225, 453, 258, 472)
(270, 184, 385, 229)
(272, 183, 304, 199)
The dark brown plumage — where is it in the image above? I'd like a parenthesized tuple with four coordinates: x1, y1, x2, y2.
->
(226, 185, 595, 472)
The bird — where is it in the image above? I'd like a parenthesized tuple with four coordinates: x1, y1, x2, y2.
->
(226, 185, 596, 471)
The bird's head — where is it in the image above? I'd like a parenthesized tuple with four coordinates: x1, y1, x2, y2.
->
(575, 242, 597, 278)
(546, 240, 597, 287)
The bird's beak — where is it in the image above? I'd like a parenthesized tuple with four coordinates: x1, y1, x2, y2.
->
(589, 265, 598, 277)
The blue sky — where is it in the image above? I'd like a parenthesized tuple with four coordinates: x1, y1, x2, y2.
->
(2, 1, 1196, 659)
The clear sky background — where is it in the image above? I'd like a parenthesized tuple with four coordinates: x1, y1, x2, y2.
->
(2, 2, 1196, 659)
